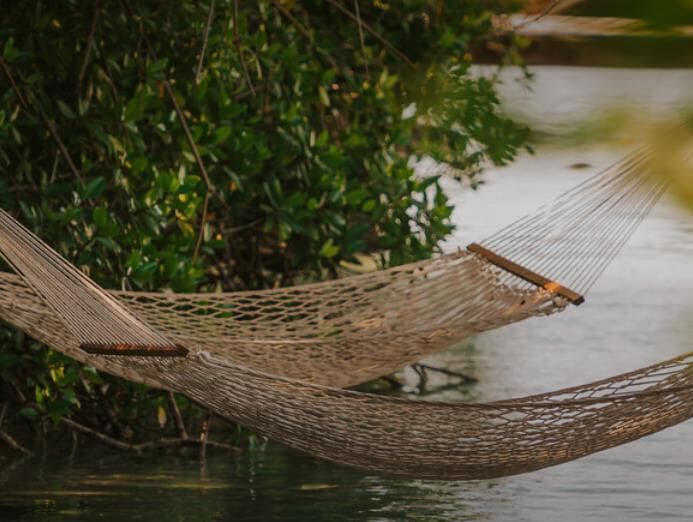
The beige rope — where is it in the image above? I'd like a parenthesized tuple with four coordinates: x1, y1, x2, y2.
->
(2, 288, 693, 480)
(0, 143, 685, 479)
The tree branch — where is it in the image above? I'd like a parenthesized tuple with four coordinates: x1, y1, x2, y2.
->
(271, 1, 313, 41)
(0, 429, 34, 456)
(413, 363, 478, 384)
(353, 0, 370, 78)
(195, 0, 216, 84)
(193, 189, 210, 262)
(271, 2, 340, 71)
(61, 417, 240, 454)
(119, 0, 225, 260)
(0, 57, 83, 182)
(199, 410, 211, 459)
(78, 0, 101, 95)
(232, 0, 256, 97)
(61, 417, 133, 451)
(167, 391, 189, 440)
(0, 403, 34, 456)
(324, 0, 413, 66)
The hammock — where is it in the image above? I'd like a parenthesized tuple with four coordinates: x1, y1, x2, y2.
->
(1, 144, 690, 480)
(1, 202, 693, 480)
(0, 146, 667, 388)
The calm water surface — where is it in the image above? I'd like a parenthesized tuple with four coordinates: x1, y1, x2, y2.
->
(2, 66, 693, 521)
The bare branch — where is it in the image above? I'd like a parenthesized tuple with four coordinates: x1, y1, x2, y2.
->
(0, 58, 27, 107)
(271, 2, 340, 72)
(193, 189, 210, 262)
(61, 417, 133, 451)
(0, 429, 34, 456)
(271, 1, 313, 41)
(78, 0, 101, 95)
(511, 0, 563, 31)
(119, 0, 223, 257)
(160, 80, 216, 261)
(195, 0, 216, 84)
(413, 363, 478, 384)
(353, 0, 370, 78)
(0, 57, 83, 182)
(62, 417, 240, 454)
(199, 410, 211, 459)
(160, 81, 212, 189)
(167, 391, 189, 440)
(135, 437, 240, 453)
(324, 0, 413, 66)
(0, 403, 34, 456)
(232, 0, 256, 97)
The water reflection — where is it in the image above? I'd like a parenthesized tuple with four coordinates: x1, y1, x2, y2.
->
(1, 447, 518, 521)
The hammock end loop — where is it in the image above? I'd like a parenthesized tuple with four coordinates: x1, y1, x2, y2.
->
(467, 243, 585, 306)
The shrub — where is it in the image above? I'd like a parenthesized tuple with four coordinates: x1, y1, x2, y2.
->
(0, 0, 528, 443)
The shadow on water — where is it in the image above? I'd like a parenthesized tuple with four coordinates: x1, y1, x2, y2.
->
(0, 443, 516, 521)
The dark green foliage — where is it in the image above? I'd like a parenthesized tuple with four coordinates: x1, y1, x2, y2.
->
(0, 0, 527, 442)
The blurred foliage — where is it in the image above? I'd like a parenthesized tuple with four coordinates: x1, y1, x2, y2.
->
(514, 0, 693, 69)
(0, 0, 529, 443)
(650, 119, 693, 212)
(566, 0, 693, 28)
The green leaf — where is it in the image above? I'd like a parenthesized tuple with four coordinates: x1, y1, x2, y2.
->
(96, 237, 120, 252)
(93, 206, 108, 228)
(61, 388, 79, 406)
(318, 86, 330, 107)
(19, 406, 38, 419)
(57, 100, 77, 119)
(147, 58, 168, 75)
(2, 37, 17, 61)
(361, 199, 376, 213)
(124, 97, 143, 122)
(83, 176, 106, 199)
(214, 126, 232, 143)
(319, 239, 339, 258)
(134, 262, 158, 280)
(346, 189, 367, 207)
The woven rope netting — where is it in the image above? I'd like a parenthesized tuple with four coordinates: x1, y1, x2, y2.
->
(475, 146, 668, 296)
(1, 261, 693, 480)
(1, 143, 691, 479)
(0, 145, 668, 389)
(0, 255, 555, 388)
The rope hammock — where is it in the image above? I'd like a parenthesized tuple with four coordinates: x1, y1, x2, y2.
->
(0, 144, 690, 480)
(0, 146, 667, 390)
(0, 214, 693, 480)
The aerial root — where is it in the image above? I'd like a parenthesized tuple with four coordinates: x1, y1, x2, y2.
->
(412, 363, 478, 385)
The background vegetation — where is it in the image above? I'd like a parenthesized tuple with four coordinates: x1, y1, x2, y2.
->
(0, 0, 528, 453)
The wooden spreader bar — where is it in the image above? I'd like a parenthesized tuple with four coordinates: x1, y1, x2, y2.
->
(80, 342, 189, 357)
(467, 243, 585, 306)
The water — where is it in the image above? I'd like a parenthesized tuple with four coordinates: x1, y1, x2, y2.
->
(2, 66, 693, 521)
